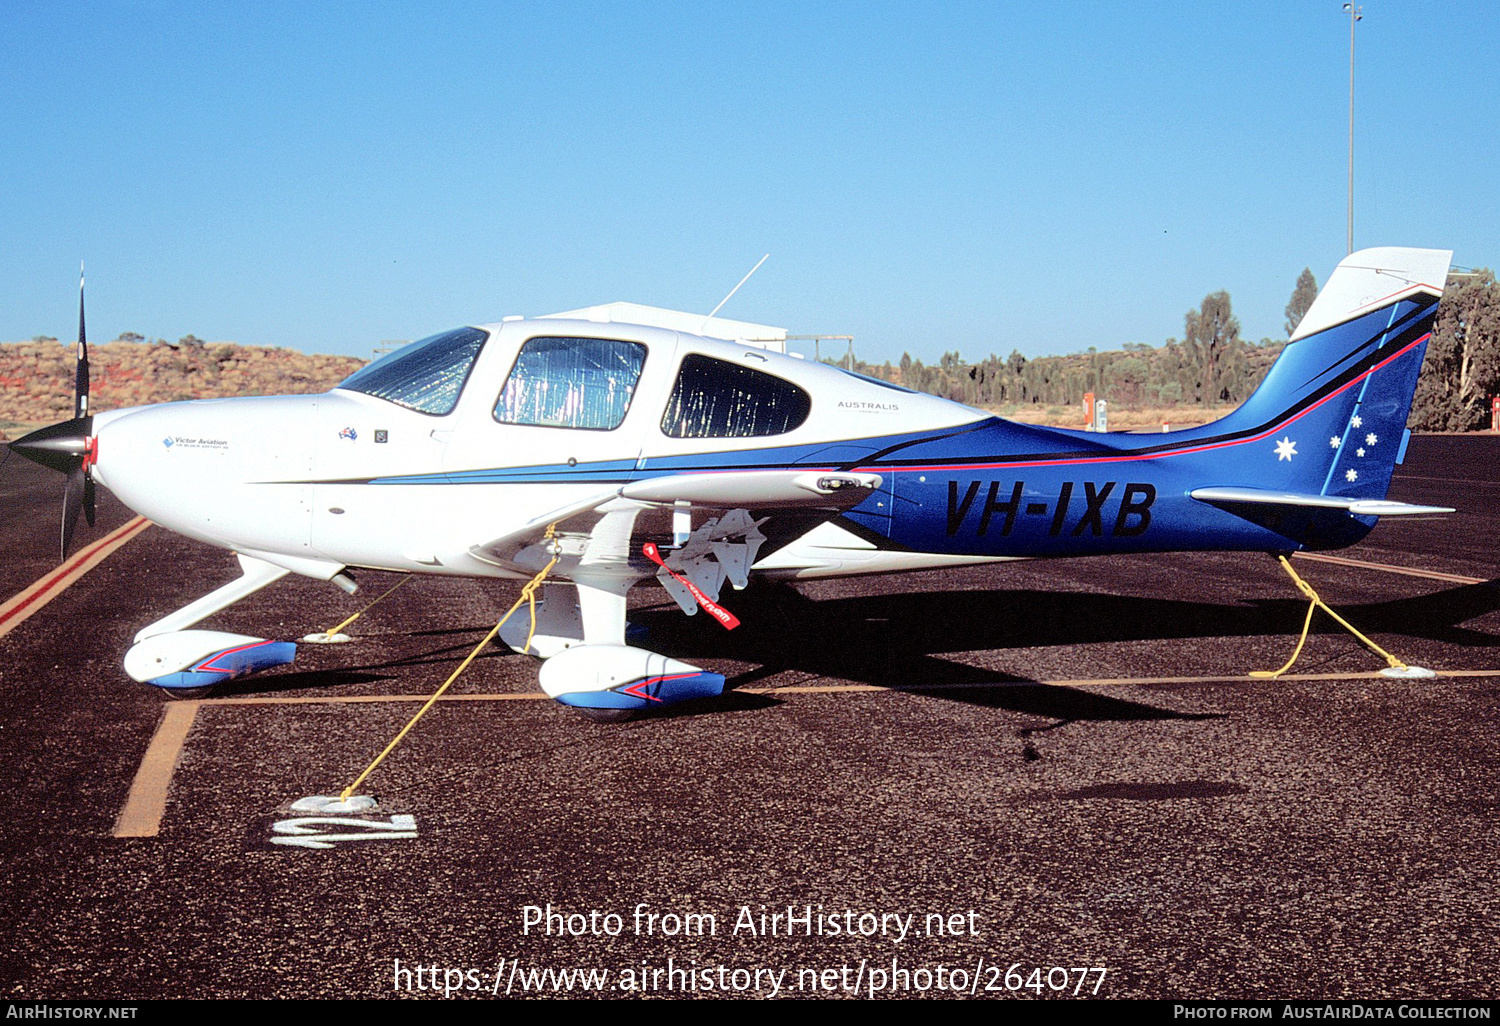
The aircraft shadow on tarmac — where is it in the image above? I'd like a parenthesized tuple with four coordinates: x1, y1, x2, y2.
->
(692, 579, 1500, 655)
(631, 579, 1500, 720)
(209, 578, 1499, 724)
(209, 633, 513, 697)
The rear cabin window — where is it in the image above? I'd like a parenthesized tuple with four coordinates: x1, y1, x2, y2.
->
(493, 336, 647, 431)
(661, 354, 812, 438)
(338, 327, 487, 416)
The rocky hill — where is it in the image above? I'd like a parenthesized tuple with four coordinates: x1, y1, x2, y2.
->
(0, 338, 366, 437)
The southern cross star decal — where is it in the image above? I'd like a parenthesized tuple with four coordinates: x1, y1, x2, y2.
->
(1346, 469, 1359, 482)
(1351, 415, 1363, 428)
(1365, 433, 1378, 445)
(1274, 437, 1297, 461)
(1330, 436, 1341, 449)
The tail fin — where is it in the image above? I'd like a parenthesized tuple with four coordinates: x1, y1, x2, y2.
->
(1203, 247, 1451, 503)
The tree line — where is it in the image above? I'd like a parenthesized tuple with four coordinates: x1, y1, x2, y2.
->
(1411, 269, 1500, 430)
(844, 267, 1499, 431)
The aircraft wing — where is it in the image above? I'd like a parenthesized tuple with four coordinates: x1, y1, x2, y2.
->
(617, 469, 882, 508)
(468, 469, 883, 577)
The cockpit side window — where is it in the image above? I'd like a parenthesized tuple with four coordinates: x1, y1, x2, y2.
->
(493, 336, 647, 431)
(661, 353, 812, 438)
(337, 327, 487, 416)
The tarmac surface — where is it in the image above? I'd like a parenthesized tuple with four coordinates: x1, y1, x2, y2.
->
(0, 435, 1497, 1001)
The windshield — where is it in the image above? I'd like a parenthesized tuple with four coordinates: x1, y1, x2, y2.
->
(338, 327, 488, 415)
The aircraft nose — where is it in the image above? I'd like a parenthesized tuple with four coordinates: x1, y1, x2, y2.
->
(79, 396, 322, 549)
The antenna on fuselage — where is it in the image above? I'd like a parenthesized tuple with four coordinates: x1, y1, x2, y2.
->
(703, 253, 769, 330)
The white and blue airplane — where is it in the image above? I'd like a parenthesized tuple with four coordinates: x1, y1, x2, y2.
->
(10, 247, 1454, 714)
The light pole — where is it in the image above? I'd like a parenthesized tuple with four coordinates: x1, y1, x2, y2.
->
(1344, 2, 1362, 255)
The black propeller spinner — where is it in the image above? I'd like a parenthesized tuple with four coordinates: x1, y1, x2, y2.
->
(9, 265, 97, 560)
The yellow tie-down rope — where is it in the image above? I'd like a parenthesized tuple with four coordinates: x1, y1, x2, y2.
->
(314, 575, 411, 640)
(339, 527, 561, 801)
(1251, 554, 1422, 679)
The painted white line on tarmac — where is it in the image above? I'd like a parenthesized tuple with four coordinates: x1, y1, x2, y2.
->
(116, 666, 1500, 839)
(1292, 550, 1488, 586)
(113, 700, 200, 838)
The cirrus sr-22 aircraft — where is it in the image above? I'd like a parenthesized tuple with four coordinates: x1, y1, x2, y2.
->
(10, 247, 1454, 716)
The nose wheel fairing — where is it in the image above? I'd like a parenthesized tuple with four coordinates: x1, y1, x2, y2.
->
(122, 552, 311, 692)
(124, 630, 297, 689)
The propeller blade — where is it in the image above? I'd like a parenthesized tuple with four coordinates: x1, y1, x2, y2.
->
(15, 271, 100, 563)
(75, 263, 90, 420)
(63, 466, 85, 561)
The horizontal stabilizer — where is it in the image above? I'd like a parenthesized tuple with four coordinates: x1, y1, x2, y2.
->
(1190, 487, 1453, 517)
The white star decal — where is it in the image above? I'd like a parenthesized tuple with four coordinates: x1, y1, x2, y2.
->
(1351, 415, 1362, 428)
(1330, 436, 1341, 449)
(1346, 469, 1358, 482)
(1274, 437, 1297, 461)
(1365, 433, 1377, 446)
(1356, 447, 1366, 457)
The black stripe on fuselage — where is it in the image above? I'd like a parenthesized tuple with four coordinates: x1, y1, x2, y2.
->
(851, 304, 1436, 472)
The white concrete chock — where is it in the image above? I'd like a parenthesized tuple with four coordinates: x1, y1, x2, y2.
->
(291, 795, 377, 813)
(300, 632, 353, 644)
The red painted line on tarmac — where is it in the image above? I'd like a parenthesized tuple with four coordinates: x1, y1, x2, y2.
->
(0, 516, 152, 639)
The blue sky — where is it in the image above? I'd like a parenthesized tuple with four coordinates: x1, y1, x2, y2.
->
(3, 1, 1495, 365)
